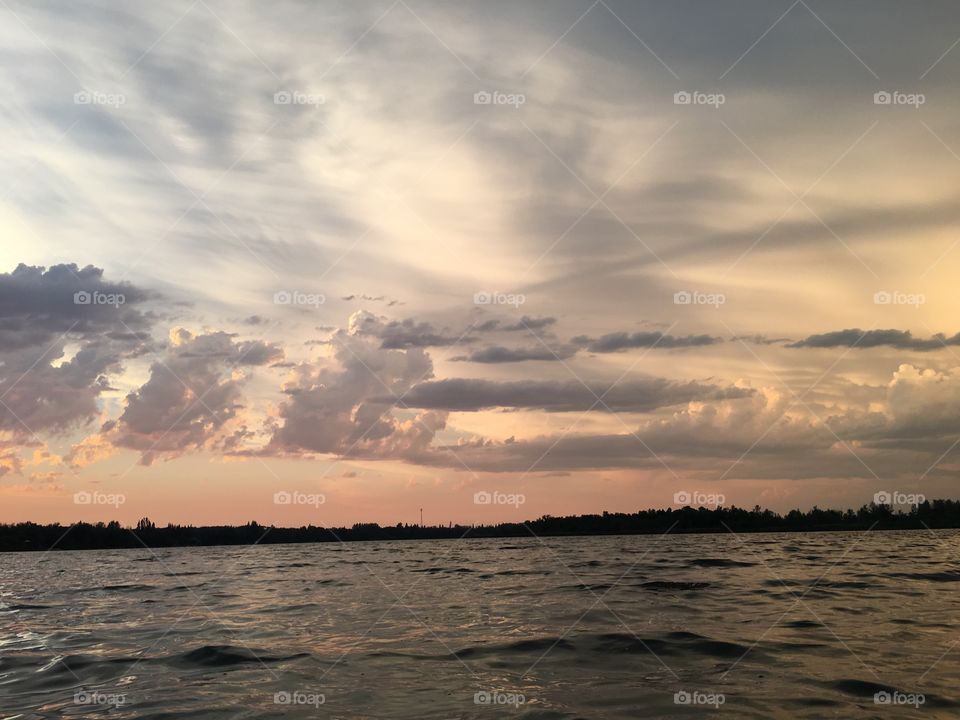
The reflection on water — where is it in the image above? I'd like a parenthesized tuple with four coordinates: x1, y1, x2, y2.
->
(1, 530, 958, 718)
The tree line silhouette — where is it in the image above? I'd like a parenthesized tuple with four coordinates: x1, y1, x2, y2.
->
(1, 499, 958, 551)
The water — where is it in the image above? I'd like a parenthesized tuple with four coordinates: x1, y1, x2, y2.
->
(1, 530, 958, 718)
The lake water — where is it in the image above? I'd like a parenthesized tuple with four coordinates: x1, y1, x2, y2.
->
(1, 530, 958, 718)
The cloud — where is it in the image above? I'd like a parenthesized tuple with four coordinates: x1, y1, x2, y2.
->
(263, 320, 441, 458)
(393, 377, 752, 412)
(498, 316, 557, 332)
(789, 329, 960, 351)
(407, 364, 960, 480)
(731, 335, 791, 345)
(451, 345, 576, 363)
(403, 387, 839, 475)
(0, 263, 155, 436)
(0, 263, 153, 350)
(66, 433, 118, 468)
(348, 311, 475, 349)
(106, 329, 282, 465)
(572, 331, 722, 353)
(842, 365, 960, 451)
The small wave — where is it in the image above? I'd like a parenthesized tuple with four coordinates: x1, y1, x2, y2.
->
(455, 637, 576, 658)
(824, 679, 906, 697)
(784, 619, 822, 628)
(170, 645, 310, 668)
(639, 581, 710, 592)
(662, 631, 751, 658)
(589, 631, 751, 659)
(688, 558, 755, 568)
(104, 583, 156, 592)
(815, 581, 872, 589)
(559, 582, 613, 592)
(821, 678, 960, 707)
(2, 603, 54, 610)
(55, 583, 156, 595)
(888, 570, 960, 582)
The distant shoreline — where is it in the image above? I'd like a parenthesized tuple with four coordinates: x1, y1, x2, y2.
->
(2, 500, 957, 552)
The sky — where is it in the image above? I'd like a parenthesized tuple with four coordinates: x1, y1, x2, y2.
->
(1, 0, 960, 526)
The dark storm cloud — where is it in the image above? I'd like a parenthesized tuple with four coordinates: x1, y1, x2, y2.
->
(392, 377, 751, 413)
(572, 331, 721, 353)
(789, 329, 960, 352)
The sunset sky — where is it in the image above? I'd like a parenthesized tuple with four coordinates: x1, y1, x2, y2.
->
(2, 0, 960, 525)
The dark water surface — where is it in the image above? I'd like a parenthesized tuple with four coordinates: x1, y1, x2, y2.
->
(2, 530, 958, 718)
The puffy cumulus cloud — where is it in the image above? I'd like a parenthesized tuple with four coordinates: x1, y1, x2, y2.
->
(887, 365, 960, 431)
(0, 442, 66, 482)
(66, 433, 119, 468)
(394, 377, 752, 413)
(841, 365, 960, 454)
(105, 329, 283, 465)
(0, 263, 153, 350)
(401, 363, 960, 481)
(789, 329, 960, 352)
(0, 446, 24, 478)
(0, 263, 155, 436)
(263, 314, 440, 458)
(572, 331, 722, 353)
